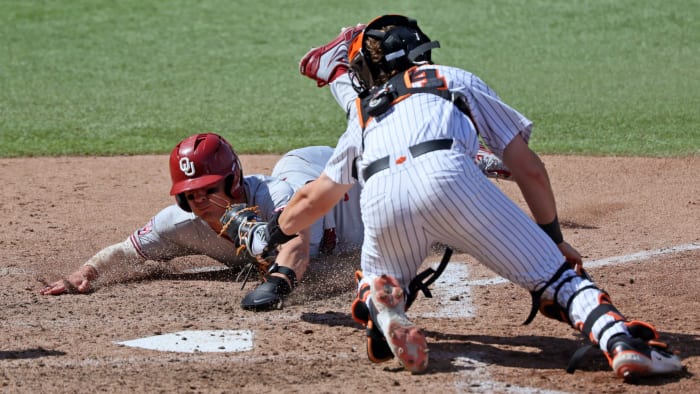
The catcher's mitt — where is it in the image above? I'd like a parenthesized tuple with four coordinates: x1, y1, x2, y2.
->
(219, 203, 276, 288)
(219, 205, 300, 288)
(219, 204, 267, 257)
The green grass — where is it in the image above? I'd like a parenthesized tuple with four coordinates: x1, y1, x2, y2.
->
(1, 0, 698, 157)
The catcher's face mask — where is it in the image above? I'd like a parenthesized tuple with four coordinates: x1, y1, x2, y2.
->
(348, 32, 373, 93)
(347, 14, 440, 94)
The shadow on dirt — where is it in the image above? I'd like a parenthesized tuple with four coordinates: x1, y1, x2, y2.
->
(425, 330, 694, 384)
(0, 348, 66, 360)
(300, 311, 696, 383)
(301, 311, 358, 328)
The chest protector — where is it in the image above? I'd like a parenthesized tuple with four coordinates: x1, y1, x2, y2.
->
(355, 66, 475, 131)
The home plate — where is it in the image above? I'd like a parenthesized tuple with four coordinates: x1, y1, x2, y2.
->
(115, 330, 253, 353)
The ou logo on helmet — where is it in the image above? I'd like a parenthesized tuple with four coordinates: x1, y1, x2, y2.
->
(179, 157, 196, 176)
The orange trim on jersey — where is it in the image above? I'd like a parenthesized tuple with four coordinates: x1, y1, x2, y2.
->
(395, 156, 407, 164)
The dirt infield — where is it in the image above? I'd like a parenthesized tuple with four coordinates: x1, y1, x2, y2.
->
(1, 154, 698, 393)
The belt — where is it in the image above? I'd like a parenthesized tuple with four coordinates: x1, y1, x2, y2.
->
(362, 138, 454, 181)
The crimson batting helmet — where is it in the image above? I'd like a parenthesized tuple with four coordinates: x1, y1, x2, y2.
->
(169, 133, 243, 212)
(348, 14, 440, 93)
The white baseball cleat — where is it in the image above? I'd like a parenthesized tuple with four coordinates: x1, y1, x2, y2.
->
(608, 335, 683, 381)
(368, 274, 429, 373)
(476, 144, 512, 180)
(299, 24, 365, 87)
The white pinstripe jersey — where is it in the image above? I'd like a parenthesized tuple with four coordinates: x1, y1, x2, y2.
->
(323, 64, 565, 290)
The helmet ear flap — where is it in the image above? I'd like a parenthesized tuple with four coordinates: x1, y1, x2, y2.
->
(226, 172, 246, 201)
(176, 193, 192, 212)
(224, 174, 234, 197)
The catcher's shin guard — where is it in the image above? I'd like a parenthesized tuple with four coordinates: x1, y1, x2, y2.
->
(524, 262, 594, 326)
(351, 271, 394, 363)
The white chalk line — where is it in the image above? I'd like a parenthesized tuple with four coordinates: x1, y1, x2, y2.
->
(416, 242, 700, 317)
(453, 355, 569, 394)
(419, 263, 474, 318)
(465, 242, 700, 287)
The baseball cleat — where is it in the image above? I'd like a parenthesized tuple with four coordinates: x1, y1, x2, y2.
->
(368, 275, 429, 373)
(299, 24, 365, 87)
(607, 334, 683, 381)
(476, 144, 512, 180)
(350, 272, 371, 325)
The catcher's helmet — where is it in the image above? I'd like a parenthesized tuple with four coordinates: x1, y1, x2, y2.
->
(169, 133, 243, 212)
(348, 14, 440, 92)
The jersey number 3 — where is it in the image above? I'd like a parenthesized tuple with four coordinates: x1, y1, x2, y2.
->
(407, 68, 448, 90)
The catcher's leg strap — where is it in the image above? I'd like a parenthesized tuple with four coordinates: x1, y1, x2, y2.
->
(405, 247, 452, 311)
(365, 317, 395, 363)
(524, 262, 599, 326)
(625, 320, 659, 342)
(523, 262, 571, 325)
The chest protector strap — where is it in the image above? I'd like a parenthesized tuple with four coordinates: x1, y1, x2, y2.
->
(353, 68, 476, 180)
(356, 68, 475, 132)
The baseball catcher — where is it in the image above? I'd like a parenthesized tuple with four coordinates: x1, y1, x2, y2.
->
(267, 14, 682, 381)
